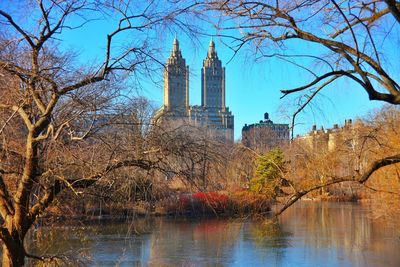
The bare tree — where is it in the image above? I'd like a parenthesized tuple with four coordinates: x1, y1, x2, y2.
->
(207, 0, 399, 121)
(0, 0, 200, 265)
(148, 122, 231, 189)
(205, 0, 400, 214)
(277, 107, 400, 215)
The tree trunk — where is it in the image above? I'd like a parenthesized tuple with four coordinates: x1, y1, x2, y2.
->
(2, 242, 25, 267)
(2, 217, 27, 267)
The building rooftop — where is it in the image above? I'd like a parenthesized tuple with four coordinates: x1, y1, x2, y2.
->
(242, 112, 289, 131)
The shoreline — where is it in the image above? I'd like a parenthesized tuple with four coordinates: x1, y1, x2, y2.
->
(38, 197, 367, 227)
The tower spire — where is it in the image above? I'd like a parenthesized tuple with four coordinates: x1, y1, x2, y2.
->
(202, 38, 224, 109)
(164, 36, 189, 113)
(208, 38, 217, 58)
(172, 36, 179, 54)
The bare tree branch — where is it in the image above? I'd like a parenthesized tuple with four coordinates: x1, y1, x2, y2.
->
(276, 153, 400, 216)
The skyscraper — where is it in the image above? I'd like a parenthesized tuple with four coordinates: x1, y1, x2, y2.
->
(155, 38, 234, 142)
(163, 38, 189, 114)
(201, 39, 225, 110)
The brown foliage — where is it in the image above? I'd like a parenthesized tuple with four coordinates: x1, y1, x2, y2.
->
(278, 106, 400, 215)
(0, 0, 201, 265)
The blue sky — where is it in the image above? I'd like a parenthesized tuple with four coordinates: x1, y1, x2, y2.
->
(61, 29, 385, 140)
(156, 35, 384, 140)
(3, 1, 396, 141)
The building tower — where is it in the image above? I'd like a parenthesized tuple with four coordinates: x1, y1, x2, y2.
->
(164, 38, 189, 113)
(201, 39, 225, 110)
(156, 37, 234, 142)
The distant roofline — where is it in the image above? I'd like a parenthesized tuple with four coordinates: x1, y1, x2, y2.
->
(243, 122, 289, 127)
(242, 112, 289, 131)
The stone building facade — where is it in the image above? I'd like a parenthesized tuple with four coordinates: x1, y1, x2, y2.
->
(163, 38, 189, 113)
(201, 40, 225, 109)
(297, 119, 362, 152)
(242, 113, 289, 152)
(155, 38, 234, 142)
(294, 119, 368, 180)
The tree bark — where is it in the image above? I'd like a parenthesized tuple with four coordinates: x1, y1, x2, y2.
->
(1, 217, 26, 267)
(2, 243, 25, 267)
(0, 132, 38, 267)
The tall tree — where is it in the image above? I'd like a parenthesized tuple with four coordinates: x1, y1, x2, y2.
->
(206, 0, 400, 213)
(0, 0, 198, 265)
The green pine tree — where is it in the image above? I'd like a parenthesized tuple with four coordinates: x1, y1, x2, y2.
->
(250, 148, 286, 199)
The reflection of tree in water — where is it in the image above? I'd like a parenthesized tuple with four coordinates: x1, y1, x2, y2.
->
(20, 210, 400, 266)
(26, 218, 155, 265)
(278, 202, 400, 266)
(280, 202, 372, 250)
(26, 225, 93, 265)
(148, 218, 242, 266)
(250, 218, 292, 249)
(248, 218, 292, 265)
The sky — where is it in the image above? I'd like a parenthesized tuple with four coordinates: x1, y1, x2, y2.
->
(57, 28, 385, 140)
(2, 1, 397, 141)
(157, 36, 385, 140)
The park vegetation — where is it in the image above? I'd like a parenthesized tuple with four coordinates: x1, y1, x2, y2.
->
(0, 0, 399, 266)
(204, 0, 400, 216)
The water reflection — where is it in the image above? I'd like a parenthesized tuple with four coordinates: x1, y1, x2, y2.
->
(147, 219, 242, 266)
(278, 202, 400, 267)
(249, 219, 292, 249)
(27, 202, 400, 266)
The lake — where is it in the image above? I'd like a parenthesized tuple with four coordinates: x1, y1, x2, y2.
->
(29, 202, 400, 266)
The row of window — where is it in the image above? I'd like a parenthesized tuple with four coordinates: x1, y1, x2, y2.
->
(205, 75, 222, 80)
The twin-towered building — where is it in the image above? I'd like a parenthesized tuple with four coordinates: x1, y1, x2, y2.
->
(155, 38, 234, 142)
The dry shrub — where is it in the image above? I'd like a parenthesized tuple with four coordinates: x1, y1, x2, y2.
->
(229, 190, 273, 215)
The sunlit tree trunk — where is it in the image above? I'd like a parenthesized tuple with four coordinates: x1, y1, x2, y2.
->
(2, 217, 26, 266)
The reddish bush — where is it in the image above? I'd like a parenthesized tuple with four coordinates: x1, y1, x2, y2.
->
(192, 192, 229, 213)
(160, 190, 272, 216)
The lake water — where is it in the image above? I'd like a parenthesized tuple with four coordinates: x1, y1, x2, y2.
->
(29, 202, 400, 266)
